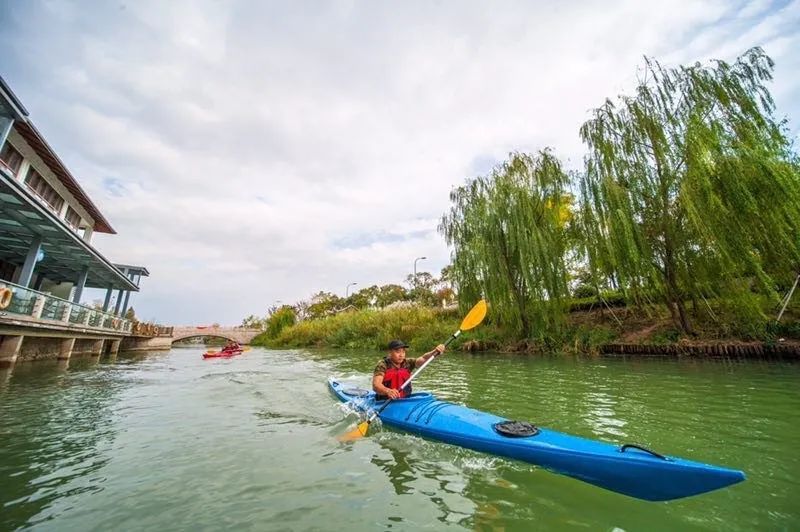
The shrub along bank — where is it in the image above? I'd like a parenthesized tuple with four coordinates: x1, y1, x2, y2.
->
(252, 297, 800, 356)
(253, 306, 507, 352)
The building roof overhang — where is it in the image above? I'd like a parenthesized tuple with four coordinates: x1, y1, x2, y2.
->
(0, 75, 28, 121)
(0, 169, 138, 291)
(13, 120, 116, 234)
(113, 264, 150, 277)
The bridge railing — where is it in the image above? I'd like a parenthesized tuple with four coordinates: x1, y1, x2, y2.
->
(128, 322, 172, 337)
(0, 280, 132, 333)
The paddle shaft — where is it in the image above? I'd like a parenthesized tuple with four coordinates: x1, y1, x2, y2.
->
(368, 330, 461, 422)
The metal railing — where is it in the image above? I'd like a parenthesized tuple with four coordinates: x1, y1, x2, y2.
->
(0, 280, 133, 333)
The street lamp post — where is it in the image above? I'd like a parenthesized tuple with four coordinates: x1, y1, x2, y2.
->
(413, 256, 427, 290)
(346, 282, 357, 298)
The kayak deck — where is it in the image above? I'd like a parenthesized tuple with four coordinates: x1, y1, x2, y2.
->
(329, 378, 745, 501)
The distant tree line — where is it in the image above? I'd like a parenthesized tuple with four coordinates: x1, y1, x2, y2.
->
(241, 269, 456, 339)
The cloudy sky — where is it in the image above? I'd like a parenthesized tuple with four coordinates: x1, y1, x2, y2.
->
(1, 0, 798, 325)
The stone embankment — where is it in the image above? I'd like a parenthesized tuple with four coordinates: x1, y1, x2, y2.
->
(599, 341, 800, 359)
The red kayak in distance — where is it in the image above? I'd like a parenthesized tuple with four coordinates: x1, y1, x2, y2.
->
(202, 348, 244, 359)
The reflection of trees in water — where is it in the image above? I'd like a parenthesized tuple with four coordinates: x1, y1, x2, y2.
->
(370, 436, 416, 495)
(371, 433, 507, 529)
(0, 358, 126, 530)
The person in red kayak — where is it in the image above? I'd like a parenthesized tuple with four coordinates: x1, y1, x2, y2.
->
(372, 339, 445, 400)
(223, 340, 241, 353)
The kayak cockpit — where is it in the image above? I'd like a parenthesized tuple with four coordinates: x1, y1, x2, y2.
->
(373, 391, 434, 404)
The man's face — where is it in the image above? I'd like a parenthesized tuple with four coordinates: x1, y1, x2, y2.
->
(389, 348, 406, 364)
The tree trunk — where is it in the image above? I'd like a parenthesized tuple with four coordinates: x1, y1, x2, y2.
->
(498, 230, 530, 336)
(675, 298, 693, 335)
(663, 243, 694, 336)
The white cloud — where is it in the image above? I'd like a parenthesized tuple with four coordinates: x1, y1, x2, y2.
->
(1, 0, 798, 324)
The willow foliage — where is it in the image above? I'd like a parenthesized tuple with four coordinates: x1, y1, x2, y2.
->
(579, 47, 800, 334)
(439, 151, 571, 338)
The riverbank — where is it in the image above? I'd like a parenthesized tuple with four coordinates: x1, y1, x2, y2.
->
(251, 300, 800, 359)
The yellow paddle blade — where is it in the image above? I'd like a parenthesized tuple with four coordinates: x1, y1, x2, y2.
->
(338, 421, 370, 442)
(459, 299, 487, 331)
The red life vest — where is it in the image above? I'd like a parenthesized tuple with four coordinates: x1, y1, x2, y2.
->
(381, 357, 412, 398)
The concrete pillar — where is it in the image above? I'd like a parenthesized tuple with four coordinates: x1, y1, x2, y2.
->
(72, 266, 89, 304)
(114, 289, 124, 315)
(0, 335, 24, 368)
(58, 338, 75, 360)
(121, 290, 132, 316)
(17, 236, 43, 288)
(102, 286, 113, 311)
(108, 339, 121, 355)
(91, 339, 103, 355)
(82, 226, 94, 244)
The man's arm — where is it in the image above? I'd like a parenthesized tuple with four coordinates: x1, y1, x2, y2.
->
(414, 344, 446, 368)
(372, 373, 400, 399)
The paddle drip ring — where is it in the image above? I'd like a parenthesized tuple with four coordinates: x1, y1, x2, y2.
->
(494, 420, 539, 437)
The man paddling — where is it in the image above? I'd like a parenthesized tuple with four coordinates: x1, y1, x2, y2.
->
(223, 340, 241, 353)
(373, 339, 445, 400)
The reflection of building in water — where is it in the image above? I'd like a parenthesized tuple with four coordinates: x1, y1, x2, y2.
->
(1, 361, 123, 530)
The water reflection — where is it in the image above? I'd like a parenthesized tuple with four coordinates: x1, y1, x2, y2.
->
(2, 348, 797, 530)
(583, 389, 628, 439)
(371, 437, 416, 495)
(0, 355, 128, 530)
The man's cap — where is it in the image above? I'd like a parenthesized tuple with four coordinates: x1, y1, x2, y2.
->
(388, 339, 410, 350)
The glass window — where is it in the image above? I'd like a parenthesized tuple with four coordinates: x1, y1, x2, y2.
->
(65, 206, 81, 229)
(25, 167, 65, 213)
(0, 142, 23, 176)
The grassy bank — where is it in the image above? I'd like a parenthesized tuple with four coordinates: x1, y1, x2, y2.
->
(252, 297, 800, 355)
(252, 306, 505, 352)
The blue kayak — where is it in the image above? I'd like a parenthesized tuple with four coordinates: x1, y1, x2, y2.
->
(329, 378, 745, 501)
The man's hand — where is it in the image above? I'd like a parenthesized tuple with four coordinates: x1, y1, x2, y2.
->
(434, 344, 446, 355)
(385, 388, 401, 400)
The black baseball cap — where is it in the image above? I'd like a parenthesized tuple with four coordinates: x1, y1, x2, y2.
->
(388, 339, 410, 350)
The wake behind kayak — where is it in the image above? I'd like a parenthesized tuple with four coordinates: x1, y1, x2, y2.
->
(329, 377, 745, 501)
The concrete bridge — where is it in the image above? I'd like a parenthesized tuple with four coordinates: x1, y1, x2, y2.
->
(171, 326, 261, 344)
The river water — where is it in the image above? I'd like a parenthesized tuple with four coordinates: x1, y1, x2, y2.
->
(0, 347, 797, 531)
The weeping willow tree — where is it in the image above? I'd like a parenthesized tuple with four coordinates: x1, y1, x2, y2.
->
(579, 47, 800, 335)
(439, 150, 571, 339)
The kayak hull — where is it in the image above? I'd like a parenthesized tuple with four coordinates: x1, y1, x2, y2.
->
(328, 378, 745, 501)
(203, 349, 243, 359)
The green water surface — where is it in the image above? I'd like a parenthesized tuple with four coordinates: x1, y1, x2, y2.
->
(0, 348, 797, 531)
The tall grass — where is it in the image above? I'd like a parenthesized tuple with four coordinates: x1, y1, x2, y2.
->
(252, 296, 800, 353)
(253, 306, 491, 351)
